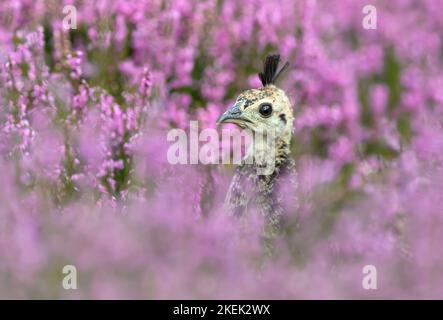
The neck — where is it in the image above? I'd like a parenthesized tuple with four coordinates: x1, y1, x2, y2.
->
(243, 134, 291, 176)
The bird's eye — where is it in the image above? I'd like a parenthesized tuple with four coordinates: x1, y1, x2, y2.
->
(259, 103, 273, 117)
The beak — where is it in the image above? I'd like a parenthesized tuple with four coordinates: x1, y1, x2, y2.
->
(217, 102, 248, 126)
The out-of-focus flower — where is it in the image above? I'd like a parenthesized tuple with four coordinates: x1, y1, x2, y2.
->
(0, 0, 443, 299)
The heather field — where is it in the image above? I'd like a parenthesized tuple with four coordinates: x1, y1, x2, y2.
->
(1, 0, 443, 299)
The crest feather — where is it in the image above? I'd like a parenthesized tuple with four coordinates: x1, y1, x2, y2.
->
(258, 54, 289, 86)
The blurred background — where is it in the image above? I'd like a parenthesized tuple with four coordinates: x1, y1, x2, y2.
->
(1, 0, 443, 298)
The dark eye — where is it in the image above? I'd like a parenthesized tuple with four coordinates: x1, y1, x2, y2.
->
(259, 103, 273, 117)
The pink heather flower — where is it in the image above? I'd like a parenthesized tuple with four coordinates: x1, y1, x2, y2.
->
(329, 136, 354, 164)
(73, 84, 89, 110)
(66, 51, 83, 80)
(139, 67, 152, 99)
(1, 0, 443, 299)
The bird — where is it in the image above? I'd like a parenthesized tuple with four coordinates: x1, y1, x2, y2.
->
(217, 54, 296, 245)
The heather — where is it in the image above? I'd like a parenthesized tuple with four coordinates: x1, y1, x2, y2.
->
(1, 0, 443, 298)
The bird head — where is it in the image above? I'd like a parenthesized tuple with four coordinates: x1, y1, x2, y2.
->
(217, 54, 293, 145)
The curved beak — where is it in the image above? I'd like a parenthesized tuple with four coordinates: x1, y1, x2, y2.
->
(217, 102, 249, 126)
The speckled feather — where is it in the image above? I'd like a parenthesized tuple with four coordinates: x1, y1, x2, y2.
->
(225, 140, 297, 238)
